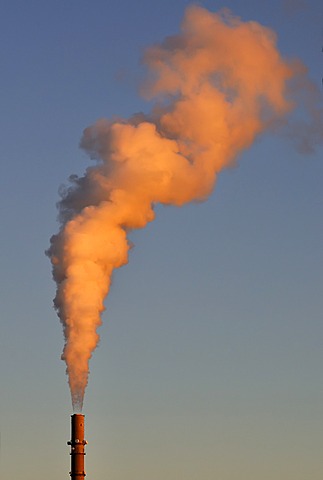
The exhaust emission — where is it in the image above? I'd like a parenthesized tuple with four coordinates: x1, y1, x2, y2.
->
(47, 5, 301, 411)
(68, 414, 87, 479)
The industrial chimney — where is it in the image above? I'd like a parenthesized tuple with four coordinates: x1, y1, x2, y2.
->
(68, 414, 87, 479)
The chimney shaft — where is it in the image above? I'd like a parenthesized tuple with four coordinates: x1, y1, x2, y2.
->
(68, 414, 87, 479)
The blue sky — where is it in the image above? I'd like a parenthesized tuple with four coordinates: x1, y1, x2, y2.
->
(0, 1, 322, 479)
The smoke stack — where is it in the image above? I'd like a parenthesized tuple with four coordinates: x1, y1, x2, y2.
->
(68, 414, 87, 479)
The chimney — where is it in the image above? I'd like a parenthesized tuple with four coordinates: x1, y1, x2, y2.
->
(68, 414, 87, 479)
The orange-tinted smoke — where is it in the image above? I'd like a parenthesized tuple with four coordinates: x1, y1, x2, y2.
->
(47, 5, 299, 411)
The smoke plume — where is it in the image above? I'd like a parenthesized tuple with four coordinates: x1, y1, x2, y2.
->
(47, 5, 301, 411)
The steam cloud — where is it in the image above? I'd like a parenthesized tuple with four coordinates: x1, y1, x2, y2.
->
(47, 6, 303, 411)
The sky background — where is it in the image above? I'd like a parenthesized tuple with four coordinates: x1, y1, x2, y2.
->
(0, 1, 322, 479)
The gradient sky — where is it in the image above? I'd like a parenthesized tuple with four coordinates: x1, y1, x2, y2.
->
(0, 1, 322, 479)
